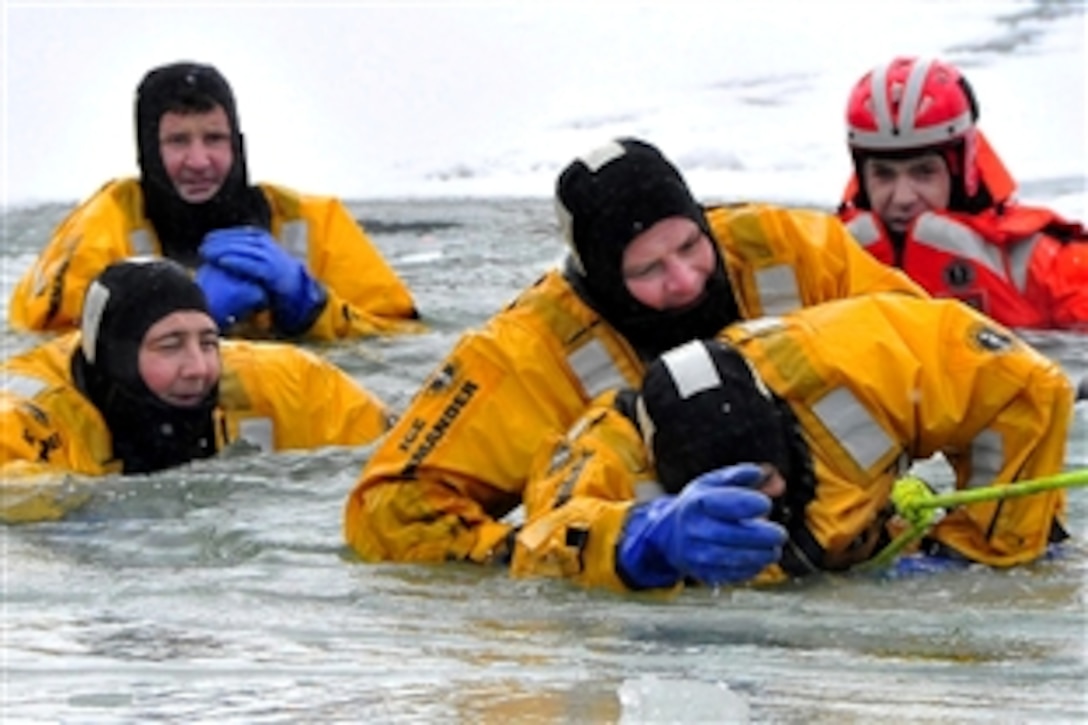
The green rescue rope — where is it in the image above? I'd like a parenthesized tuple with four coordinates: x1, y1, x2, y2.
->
(864, 468, 1088, 571)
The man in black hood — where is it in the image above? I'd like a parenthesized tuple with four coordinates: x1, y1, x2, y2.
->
(132, 61, 324, 337)
(135, 61, 271, 265)
(511, 296, 1073, 593)
(9, 61, 421, 340)
(344, 136, 926, 567)
(556, 138, 739, 358)
(72, 258, 222, 474)
(1, 259, 396, 519)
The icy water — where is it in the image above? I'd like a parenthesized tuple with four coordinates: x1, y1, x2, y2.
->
(2, 199, 1086, 723)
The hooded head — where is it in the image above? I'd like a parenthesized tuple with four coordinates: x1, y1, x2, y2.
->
(555, 138, 738, 357)
(638, 339, 792, 492)
(844, 56, 993, 214)
(74, 258, 220, 474)
(636, 339, 814, 527)
(135, 61, 269, 263)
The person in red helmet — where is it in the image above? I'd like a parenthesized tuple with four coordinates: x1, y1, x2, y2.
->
(838, 56, 1088, 332)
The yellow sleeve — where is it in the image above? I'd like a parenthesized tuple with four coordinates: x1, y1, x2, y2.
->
(916, 307, 1074, 565)
(0, 397, 69, 470)
(512, 403, 664, 593)
(282, 193, 424, 340)
(775, 205, 928, 300)
(795, 295, 1071, 567)
(0, 465, 95, 524)
(731, 294, 1071, 571)
(343, 318, 590, 564)
(9, 181, 142, 332)
(219, 341, 392, 449)
(0, 394, 104, 522)
(709, 203, 927, 318)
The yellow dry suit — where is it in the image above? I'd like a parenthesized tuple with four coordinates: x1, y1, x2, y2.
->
(1, 332, 393, 522)
(512, 294, 1073, 591)
(9, 179, 421, 340)
(343, 203, 927, 564)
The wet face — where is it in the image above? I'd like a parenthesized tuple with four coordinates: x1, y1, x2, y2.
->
(158, 105, 234, 203)
(622, 217, 716, 311)
(861, 152, 953, 234)
(138, 311, 221, 407)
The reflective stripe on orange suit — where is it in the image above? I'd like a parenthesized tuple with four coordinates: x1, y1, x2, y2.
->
(844, 206, 1088, 330)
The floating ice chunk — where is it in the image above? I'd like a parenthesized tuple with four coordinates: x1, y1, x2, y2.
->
(618, 674, 749, 724)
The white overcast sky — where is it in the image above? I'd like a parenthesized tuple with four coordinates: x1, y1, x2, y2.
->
(3, 1, 1085, 207)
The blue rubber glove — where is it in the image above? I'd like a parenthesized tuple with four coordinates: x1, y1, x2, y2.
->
(200, 227, 327, 336)
(616, 463, 787, 590)
(195, 263, 270, 330)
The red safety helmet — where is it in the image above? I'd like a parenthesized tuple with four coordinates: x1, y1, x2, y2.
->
(843, 56, 1002, 211)
(847, 56, 978, 154)
(839, 58, 1018, 212)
